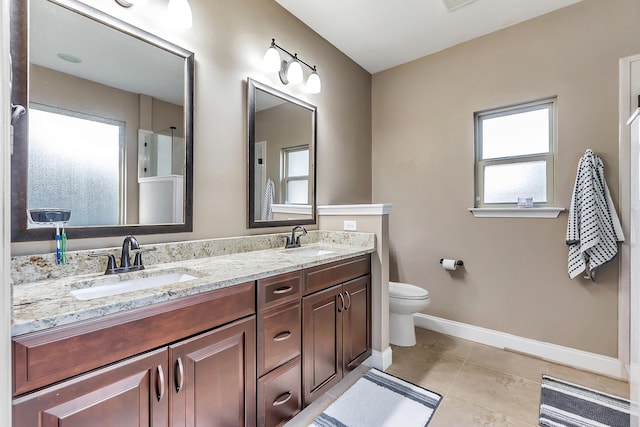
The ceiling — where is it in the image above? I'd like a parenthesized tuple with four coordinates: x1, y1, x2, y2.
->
(275, 0, 584, 74)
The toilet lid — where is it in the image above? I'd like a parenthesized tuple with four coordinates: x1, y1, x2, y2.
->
(389, 281, 429, 300)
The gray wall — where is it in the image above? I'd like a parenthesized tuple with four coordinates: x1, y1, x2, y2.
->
(371, 0, 640, 357)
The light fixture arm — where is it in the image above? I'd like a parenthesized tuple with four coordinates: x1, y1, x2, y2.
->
(269, 39, 317, 73)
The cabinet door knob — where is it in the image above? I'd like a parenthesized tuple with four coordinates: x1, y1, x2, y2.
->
(273, 286, 293, 295)
(337, 292, 345, 312)
(344, 291, 351, 310)
(273, 331, 292, 342)
(175, 357, 184, 393)
(156, 365, 165, 402)
(272, 391, 292, 406)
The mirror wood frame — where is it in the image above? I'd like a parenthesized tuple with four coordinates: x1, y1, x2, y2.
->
(10, 0, 194, 241)
(247, 78, 317, 229)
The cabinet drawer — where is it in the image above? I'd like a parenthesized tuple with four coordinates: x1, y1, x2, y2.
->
(303, 254, 370, 296)
(258, 301, 301, 377)
(257, 271, 302, 311)
(257, 357, 301, 427)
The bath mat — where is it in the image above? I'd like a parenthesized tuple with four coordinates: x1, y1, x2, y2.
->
(539, 375, 630, 427)
(309, 369, 441, 427)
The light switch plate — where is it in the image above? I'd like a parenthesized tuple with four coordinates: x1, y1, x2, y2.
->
(343, 220, 357, 231)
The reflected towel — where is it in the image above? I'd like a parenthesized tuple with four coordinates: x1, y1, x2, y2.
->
(261, 179, 275, 220)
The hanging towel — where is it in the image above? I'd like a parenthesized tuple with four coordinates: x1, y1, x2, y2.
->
(566, 149, 624, 280)
(261, 179, 275, 220)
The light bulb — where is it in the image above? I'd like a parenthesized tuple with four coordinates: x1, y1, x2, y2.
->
(306, 71, 321, 94)
(263, 46, 281, 72)
(167, 0, 193, 29)
(286, 59, 303, 85)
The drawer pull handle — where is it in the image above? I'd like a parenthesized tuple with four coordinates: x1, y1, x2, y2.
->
(156, 365, 165, 402)
(338, 292, 345, 312)
(273, 331, 292, 342)
(272, 391, 292, 406)
(344, 291, 352, 310)
(175, 357, 184, 393)
(273, 286, 293, 295)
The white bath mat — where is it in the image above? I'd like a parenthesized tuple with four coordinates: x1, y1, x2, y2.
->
(309, 369, 442, 427)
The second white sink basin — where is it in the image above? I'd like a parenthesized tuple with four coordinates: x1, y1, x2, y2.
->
(283, 248, 335, 257)
(71, 272, 199, 301)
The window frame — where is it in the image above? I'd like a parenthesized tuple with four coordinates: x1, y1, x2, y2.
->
(282, 145, 310, 205)
(474, 97, 557, 208)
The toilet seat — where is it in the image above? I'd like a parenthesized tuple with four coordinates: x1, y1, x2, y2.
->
(389, 281, 429, 300)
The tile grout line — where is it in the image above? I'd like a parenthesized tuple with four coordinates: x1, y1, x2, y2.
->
(440, 342, 473, 398)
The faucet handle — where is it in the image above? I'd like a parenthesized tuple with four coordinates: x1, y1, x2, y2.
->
(131, 247, 157, 267)
(88, 252, 117, 274)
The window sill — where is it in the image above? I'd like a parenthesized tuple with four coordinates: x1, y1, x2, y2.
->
(468, 207, 565, 218)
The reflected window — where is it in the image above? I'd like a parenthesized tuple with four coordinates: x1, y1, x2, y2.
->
(283, 146, 309, 204)
(28, 105, 124, 226)
(474, 98, 556, 207)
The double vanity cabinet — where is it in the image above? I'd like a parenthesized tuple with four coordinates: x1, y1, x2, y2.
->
(11, 253, 371, 427)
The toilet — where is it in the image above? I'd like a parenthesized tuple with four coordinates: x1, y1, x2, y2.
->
(389, 281, 430, 346)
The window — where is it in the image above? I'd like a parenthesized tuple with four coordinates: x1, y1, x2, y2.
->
(283, 146, 309, 204)
(474, 98, 556, 208)
(28, 105, 124, 226)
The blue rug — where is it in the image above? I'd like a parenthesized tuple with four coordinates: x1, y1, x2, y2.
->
(539, 375, 630, 427)
(310, 369, 441, 427)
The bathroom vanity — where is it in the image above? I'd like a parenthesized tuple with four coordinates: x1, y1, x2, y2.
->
(10, 234, 374, 427)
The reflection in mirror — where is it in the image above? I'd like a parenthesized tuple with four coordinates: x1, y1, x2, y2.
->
(247, 78, 316, 228)
(10, 0, 194, 241)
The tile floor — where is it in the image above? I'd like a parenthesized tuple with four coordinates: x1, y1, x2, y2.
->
(286, 328, 630, 426)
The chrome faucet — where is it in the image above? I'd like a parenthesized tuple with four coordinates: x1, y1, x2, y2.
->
(285, 226, 307, 249)
(89, 235, 155, 275)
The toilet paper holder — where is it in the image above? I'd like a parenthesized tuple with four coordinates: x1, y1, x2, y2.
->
(439, 258, 463, 267)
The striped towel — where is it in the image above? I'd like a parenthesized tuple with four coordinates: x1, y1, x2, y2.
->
(566, 149, 624, 280)
(261, 178, 275, 220)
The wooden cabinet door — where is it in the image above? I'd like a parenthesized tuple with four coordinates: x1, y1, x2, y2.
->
(342, 275, 371, 371)
(13, 348, 169, 427)
(302, 284, 343, 405)
(170, 316, 256, 427)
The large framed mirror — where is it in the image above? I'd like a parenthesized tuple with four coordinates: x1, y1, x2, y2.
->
(10, 0, 194, 241)
(247, 78, 316, 228)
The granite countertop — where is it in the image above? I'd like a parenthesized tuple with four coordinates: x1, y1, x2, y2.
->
(12, 238, 375, 337)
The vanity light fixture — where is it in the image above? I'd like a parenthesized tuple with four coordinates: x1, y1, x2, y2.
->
(263, 39, 321, 94)
(167, 0, 193, 29)
(115, 0, 192, 29)
(115, 0, 147, 7)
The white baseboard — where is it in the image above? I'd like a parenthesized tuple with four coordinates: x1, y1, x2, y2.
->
(414, 313, 627, 380)
(364, 346, 393, 371)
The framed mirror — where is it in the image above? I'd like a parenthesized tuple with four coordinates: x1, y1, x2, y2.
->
(10, 0, 194, 241)
(247, 78, 316, 228)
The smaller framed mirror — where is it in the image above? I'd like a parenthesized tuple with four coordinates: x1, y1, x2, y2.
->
(247, 78, 317, 228)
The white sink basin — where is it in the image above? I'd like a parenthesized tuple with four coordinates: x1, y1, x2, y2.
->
(71, 272, 199, 301)
(283, 248, 335, 257)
